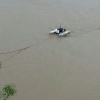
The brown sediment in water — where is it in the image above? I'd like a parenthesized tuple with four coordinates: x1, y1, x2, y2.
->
(0, 0, 100, 100)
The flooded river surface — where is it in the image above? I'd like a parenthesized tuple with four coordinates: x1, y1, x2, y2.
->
(0, 0, 100, 100)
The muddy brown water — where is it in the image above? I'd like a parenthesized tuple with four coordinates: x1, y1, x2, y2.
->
(0, 0, 100, 100)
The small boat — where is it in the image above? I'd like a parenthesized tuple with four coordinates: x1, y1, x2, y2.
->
(50, 25, 70, 36)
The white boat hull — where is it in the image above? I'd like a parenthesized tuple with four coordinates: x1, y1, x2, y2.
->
(50, 29, 59, 34)
(59, 31, 70, 36)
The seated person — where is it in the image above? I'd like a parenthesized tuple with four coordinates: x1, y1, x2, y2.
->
(57, 28, 66, 34)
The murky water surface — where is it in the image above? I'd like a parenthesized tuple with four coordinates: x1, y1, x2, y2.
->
(0, 0, 100, 100)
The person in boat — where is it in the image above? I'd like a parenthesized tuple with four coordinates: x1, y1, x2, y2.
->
(56, 28, 66, 34)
